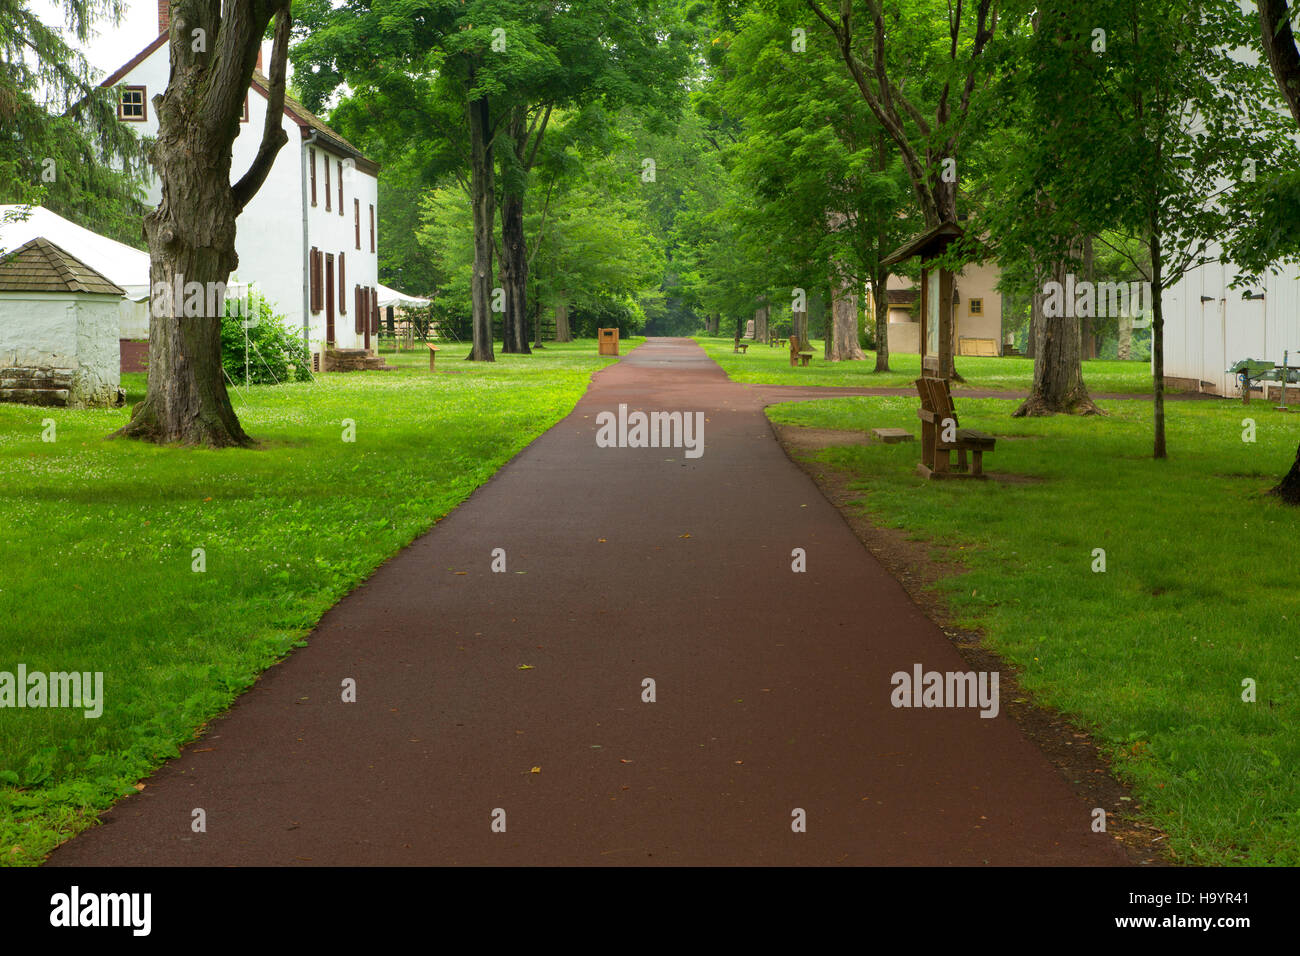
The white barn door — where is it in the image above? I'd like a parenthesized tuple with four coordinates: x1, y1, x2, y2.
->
(1226, 297, 1266, 397)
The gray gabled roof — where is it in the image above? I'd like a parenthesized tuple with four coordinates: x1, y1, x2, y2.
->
(0, 237, 127, 296)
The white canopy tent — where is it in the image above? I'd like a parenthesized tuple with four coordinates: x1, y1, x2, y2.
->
(376, 283, 431, 310)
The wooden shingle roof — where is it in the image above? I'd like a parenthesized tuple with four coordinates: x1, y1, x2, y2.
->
(0, 237, 127, 296)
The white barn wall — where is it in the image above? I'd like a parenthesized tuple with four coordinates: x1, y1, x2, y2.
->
(1164, 240, 1300, 396)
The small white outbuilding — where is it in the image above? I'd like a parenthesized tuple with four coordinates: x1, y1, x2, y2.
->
(0, 237, 125, 407)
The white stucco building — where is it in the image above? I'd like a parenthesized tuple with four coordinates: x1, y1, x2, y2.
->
(101, 2, 382, 371)
(875, 262, 1005, 357)
(0, 237, 123, 407)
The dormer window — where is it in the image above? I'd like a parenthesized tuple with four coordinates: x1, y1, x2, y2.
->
(119, 86, 146, 121)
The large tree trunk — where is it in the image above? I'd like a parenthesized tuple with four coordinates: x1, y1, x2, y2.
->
(554, 299, 571, 343)
(754, 303, 769, 343)
(467, 90, 495, 362)
(1013, 258, 1100, 417)
(499, 191, 530, 354)
(872, 271, 891, 372)
(828, 280, 866, 361)
(115, 0, 291, 447)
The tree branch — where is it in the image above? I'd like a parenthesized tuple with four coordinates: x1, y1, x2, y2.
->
(1258, 0, 1300, 125)
(232, 3, 291, 214)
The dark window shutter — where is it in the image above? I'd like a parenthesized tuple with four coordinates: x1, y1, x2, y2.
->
(310, 150, 316, 206)
(369, 205, 375, 252)
(370, 287, 379, 334)
(324, 158, 331, 211)
(338, 161, 344, 215)
(354, 199, 360, 249)
(338, 252, 346, 314)
(355, 285, 363, 334)
(309, 247, 320, 313)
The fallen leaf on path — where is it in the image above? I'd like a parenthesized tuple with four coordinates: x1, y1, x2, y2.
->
(134, 783, 145, 791)
(530, 766, 541, 774)
(619, 758, 632, 764)
(679, 533, 691, 538)
(517, 664, 534, 670)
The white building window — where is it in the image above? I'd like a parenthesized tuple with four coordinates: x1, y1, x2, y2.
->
(119, 86, 147, 121)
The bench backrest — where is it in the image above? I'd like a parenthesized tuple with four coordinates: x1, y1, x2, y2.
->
(789, 335, 800, 354)
(916, 376, 959, 425)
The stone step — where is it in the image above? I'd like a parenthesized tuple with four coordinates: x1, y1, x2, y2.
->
(324, 349, 394, 373)
(0, 387, 71, 406)
(1, 368, 74, 389)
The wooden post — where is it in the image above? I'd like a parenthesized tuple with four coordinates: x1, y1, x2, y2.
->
(1279, 351, 1290, 411)
(428, 343, 439, 371)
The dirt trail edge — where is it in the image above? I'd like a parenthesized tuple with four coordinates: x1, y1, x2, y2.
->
(49, 337, 1130, 866)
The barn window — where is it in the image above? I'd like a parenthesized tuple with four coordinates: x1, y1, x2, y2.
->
(119, 86, 146, 121)
(969, 298, 983, 316)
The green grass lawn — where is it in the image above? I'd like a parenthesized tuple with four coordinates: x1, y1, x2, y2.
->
(768, 394, 1300, 864)
(0, 337, 633, 865)
(696, 335, 1159, 393)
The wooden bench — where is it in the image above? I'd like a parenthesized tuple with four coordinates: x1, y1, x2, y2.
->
(734, 340, 750, 354)
(915, 377, 995, 479)
(788, 335, 815, 367)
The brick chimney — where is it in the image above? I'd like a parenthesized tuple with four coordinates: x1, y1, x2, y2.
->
(158, 1, 170, 36)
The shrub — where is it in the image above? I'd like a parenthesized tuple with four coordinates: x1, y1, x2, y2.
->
(221, 287, 311, 385)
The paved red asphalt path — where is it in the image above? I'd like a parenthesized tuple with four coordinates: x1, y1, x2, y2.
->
(49, 338, 1129, 866)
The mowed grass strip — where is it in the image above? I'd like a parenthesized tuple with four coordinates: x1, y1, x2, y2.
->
(768, 394, 1300, 864)
(0, 338, 632, 864)
(696, 335, 1157, 393)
